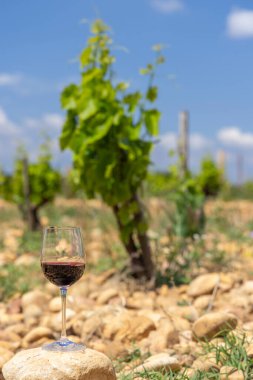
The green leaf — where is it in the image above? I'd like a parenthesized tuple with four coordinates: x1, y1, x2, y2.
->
(80, 46, 92, 67)
(116, 82, 129, 92)
(152, 44, 163, 52)
(105, 161, 116, 178)
(123, 92, 142, 113)
(144, 109, 160, 136)
(82, 68, 103, 84)
(139, 64, 153, 76)
(80, 116, 113, 149)
(91, 19, 109, 34)
(146, 86, 158, 102)
(60, 112, 76, 150)
(79, 99, 98, 121)
(156, 55, 165, 65)
(137, 220, 148, 234)
(61, 84, 78, 111)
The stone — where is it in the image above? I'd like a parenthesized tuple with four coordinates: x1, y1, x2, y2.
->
(228, 370, 244, 379)
(126, 297, 154, 310)
(81, 314, 102, 341)
(0, 313, 23, 327)
(166, 305, 199, 322)
(48, 297, 62, 312)
(94, 269, 117, 285)
(220, 367, 244, 380)
(133, 353, 181, 374)
(146, 319, 179, 354)
(22, 327, 54, 348)
(3, 347, 116, 380)
(70, 311, 87, 336)
(0, 330, 21, 343)
(5, 323, 28, 337)
(193, 295, 211, 310)
(0, 348, 14, 371)
(90, 340, 128, 359)
(21, 291, 50, 311)
(188, 273, 220, 297)
(192, 312, 238, 340)
(96, 288, 119, 305)
(240, 281, 253, 295)
(192, 353, 219, 372)
(23, 305, 43, 319)
(191, 359, 220, 373)
(7, 298, 21, 314)
(246, 344, 253, 358)
(103, 313, 156, 343)
(15, 254, 36, 266)
(50, 308, 76, 332)
(161, 315, 191, 332)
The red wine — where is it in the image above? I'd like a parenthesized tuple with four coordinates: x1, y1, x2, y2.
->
(41, 262, 85, 287)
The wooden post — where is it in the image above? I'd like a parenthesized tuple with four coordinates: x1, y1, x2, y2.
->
(178, 111, 189, 177)
(22, 157, 33, 230)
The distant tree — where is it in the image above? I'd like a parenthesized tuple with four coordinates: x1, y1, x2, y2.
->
(1, 141, 61, 230)
(59, 20, 164, 279)
(198, 156, 224, 197)
(0, 168, 13, 202)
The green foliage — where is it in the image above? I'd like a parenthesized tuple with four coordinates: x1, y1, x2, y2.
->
(18, 230, 42, 255)
(0, 169, 13, 201)
(12, 143, 61, 208)
(146, 172, 178, 198)
(157, 236, 228, 286)
(61, 169, 84, 198)
(59, 19, 164, 245)
(118, 333, 253, 379)
(171, 171, 205, 239)
(222, 181, 253, 201)
(203, 332, 253, 377)
(197, 156, 224, 197)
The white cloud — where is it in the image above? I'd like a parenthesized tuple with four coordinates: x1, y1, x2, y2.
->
(190, 133, 211, 150)
(24, 113, 64, 131)
(0, 107, 68, 170)
(158, 132, 177, 149)
(0, 73, 22, 87)
(152, 131, 212, 170)
(43, 114, 64, 129)
(218, 127, 253, 148)
(227, 9, 253, 38)
(0, 107, 20, 137)
(158, 132, 210, 151)
(151, 0, 184, 14)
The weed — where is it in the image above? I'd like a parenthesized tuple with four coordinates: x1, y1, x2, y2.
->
(0, 263, 43, 301)
(18, 230, 42, 255)
(117, 333, 252, 380)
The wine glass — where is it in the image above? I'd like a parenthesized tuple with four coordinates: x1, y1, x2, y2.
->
(41, 226, 86, 351)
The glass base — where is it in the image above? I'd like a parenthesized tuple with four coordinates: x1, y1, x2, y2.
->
(42, 338, 86, 352)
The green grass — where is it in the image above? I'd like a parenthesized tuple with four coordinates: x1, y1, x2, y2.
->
(117, 333, 253, 380)
(0, 263, 43, 301)
(203, 332, 253, 377)
(207, 204, 253, 244)
(18, 230, 42, 255)
(0, 206, 19, 223)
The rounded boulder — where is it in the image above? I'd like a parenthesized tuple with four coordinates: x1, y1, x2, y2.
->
(2, 347, 116, 380)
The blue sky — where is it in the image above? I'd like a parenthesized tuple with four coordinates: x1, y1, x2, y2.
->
(0, 0, 253, 182)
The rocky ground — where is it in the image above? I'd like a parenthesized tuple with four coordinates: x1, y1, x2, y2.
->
(1, 198, 253, 379)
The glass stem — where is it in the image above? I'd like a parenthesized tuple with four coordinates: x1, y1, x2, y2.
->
(60, 287, 67, 341)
